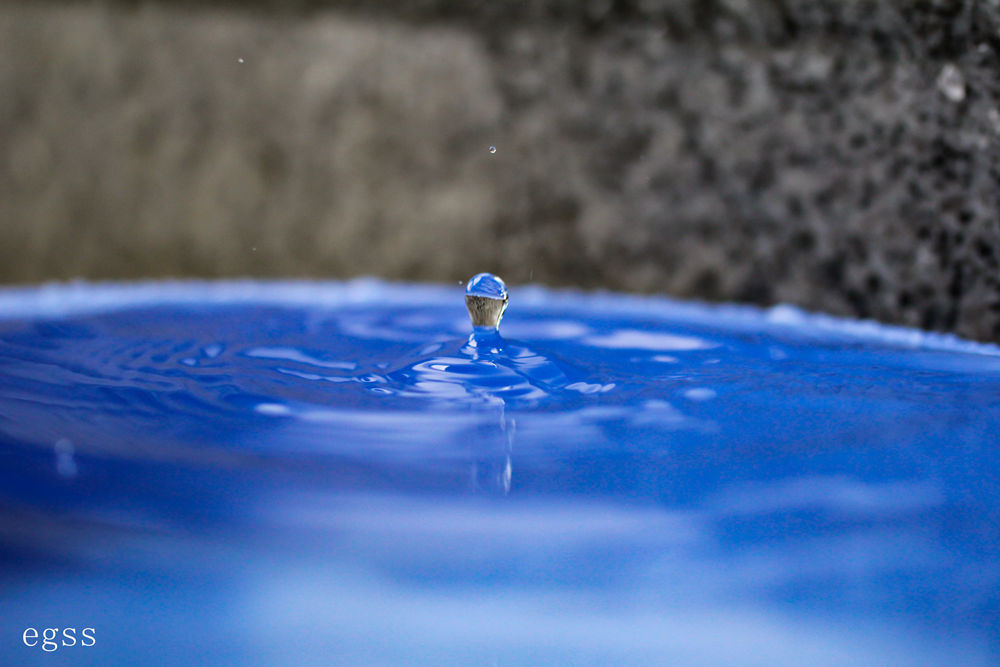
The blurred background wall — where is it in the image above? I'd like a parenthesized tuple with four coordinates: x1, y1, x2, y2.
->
(3, 1, 1000, 340)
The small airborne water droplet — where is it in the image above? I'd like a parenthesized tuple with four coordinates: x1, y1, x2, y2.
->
(237, 57, 245, 64)
(488, 146, 497, 154)
(937, 63, 965, 102)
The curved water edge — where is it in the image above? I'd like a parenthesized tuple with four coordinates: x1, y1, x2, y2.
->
(1, 279, 999, 665)
(1, 278, 997, 357)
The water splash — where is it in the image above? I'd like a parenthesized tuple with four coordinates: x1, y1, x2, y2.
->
(1, 280, 999, 664)
(378, 274, 585, 406)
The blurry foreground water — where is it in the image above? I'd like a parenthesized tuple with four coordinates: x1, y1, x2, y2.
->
(0, 279, 998, 665)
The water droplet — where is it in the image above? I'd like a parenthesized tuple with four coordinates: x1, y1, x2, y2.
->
(465, 273, 508, 329)
(465, 273, 507, 300)
(937, 63, 965, 102)
(237, 57, 245, 64)
(488, 145, 497, 154)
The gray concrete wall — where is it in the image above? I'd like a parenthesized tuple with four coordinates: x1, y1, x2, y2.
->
(3, 2, 1000, 340)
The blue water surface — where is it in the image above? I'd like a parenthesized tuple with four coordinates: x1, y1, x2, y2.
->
(0, 279, 998, 665)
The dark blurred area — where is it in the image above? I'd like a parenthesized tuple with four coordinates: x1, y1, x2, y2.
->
(3, 0, 1000, 340)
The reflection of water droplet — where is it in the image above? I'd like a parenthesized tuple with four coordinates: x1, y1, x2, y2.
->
(937, 63, 965, 102)
(501, 455, 512, 495)
(237, 57, 245, 64)
(488, 145, 496, 154)
(54, 438, 77, 478)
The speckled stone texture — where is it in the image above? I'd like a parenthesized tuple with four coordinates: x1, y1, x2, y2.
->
(3, 1, 1000, 340)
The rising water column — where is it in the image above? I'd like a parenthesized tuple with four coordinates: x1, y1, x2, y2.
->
(464, 273, 512, 493)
